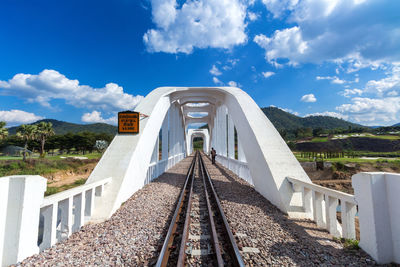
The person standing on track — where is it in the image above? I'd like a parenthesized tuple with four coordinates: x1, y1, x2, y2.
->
(211, 147, 216, 164)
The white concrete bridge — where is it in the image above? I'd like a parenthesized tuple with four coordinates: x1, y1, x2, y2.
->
(1, 87, 400, 266)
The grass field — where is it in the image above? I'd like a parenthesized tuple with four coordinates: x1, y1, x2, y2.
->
(308, 133, 400, 143)
(310, 137, 329, 143)
(0, 155, 100, 177)
(293, 151, 400, 163)
(0, 152, 103, 161)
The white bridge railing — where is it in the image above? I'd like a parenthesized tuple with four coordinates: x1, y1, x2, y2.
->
(38, 178, 112, 251)
(216, 155, 253, 186)
(0, 175, 111, 267)
(287, 177, 357, 239)
(145, 153, 185, 184)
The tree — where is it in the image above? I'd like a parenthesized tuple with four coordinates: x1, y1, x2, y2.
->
(0, 121, 8, 141)
(16, 124, 37, 161)
(36, 122, 54, 157)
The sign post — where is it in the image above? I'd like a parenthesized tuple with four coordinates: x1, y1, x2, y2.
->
(118, 111, 140, 134)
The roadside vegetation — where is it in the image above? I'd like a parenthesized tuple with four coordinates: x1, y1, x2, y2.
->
(0, 120, 111, 195)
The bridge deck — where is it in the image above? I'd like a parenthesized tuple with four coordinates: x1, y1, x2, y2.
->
(19, 155, 374, 266)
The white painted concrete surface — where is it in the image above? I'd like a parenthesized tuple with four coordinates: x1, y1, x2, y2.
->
(0, 176, 46, 267)
(287, 176, 357, 239)
(352, 172, 400, 264)
(87, 87, 310, 221)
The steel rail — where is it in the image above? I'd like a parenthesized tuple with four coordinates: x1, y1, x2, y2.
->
(156, 153, 197, 267)
(199, 152, 224, 266)
(176, 152, 196, 267)
(199, 152, 246, 267)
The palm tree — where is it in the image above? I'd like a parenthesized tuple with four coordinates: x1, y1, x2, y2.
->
(36, 122, 54, 158)
(0, 121, 8, 140)
(17, 124, 37, 161)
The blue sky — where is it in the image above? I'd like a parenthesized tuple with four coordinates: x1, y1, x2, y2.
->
(0, 0, 399, 127)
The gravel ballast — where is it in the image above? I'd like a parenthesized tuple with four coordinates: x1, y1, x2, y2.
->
(17, 154, 378, 266)
(17, 156, 194, 267)
(202, 155, 376, 266)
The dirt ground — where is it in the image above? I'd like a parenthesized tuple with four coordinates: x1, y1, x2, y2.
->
(44, 162, 98, 187)
(303, 161, 400, 194)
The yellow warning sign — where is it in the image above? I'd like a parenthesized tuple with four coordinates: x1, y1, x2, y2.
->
(118, 111, 139, 134)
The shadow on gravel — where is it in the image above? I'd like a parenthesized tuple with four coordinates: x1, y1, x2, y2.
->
(204, 157, 376, 266)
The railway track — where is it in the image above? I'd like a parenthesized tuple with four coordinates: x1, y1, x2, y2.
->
(156, 151, 245, 267)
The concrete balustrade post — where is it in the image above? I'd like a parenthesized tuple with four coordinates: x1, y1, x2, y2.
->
(352, 172, 400, 264)
(325, 196, 340, 237)
(39, 202, 58, 251)
(341, 201, 356, 239)
(302, 187, 313, 218)
(313, 191, 325, 228)
(0, 176, 46, 266)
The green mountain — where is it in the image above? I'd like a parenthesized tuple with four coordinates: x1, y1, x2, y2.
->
(8, 119, 117, 135)
(261, 107, 363, 130)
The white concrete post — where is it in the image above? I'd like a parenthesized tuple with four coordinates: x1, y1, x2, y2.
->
(313, 191, 325, 228)
(302, 187, 313, 218)
(220, 106, 227, 157)
(238, 135, 246, 162)
(151, 135, 159, 163)
(325, 196, 340, 237)
(39, 202, 58, 251)
(352, 172, 400, 264)
(341, 201, 356, 239)
(0, 176, 46, 267)
(162, 111, 169, 160)
(213, 106, 219, 153)
(227, 114, 235, 159)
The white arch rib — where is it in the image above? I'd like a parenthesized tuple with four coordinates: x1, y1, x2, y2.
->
(87, 87, 310, 221)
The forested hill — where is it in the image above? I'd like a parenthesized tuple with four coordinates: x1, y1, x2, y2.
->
(8, 119, 117, 135)
(261, 107, 363, 130)
(7, 107, 363, 136)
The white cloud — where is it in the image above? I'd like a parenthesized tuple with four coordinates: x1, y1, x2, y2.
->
(262, 0, 299, 19)
(256, 0, 400, 67)
(0, 69, 144, 111)
(212, 77, 223, 85)
(300, 93, 316, 102)
(316, 75, 345, 84)
(222, 59, 240, 71)
(364, 63, 400, 96)
(209, 65, 222, 76)
(336, 96, 400, 125)
(228, 81, 238, 87)
(81, 110, 117, 125)
(247, 11, 259, 21)
(281, 107, 300, 116)
(254, 26, 308, 66)
(340, 88, 363, 98)
(316, 75, 359, 85)
(262, 71, 275, 78)
(305, 111, 348, 120)
(144, 0, 248, 54)
(0, 110, 43, 126)
(387, 91, 398, 96)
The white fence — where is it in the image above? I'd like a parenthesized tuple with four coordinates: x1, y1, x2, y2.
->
(145, 153, 185, 184)
(0, 175, 111, 267)
(216, 155, 253, 186)
(287, 177, 357, 239)
(38, 178, 112, 251)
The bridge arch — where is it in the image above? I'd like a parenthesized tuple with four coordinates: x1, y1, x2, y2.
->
(186, 129, 210, 155)
(87, 87, 310, 221)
